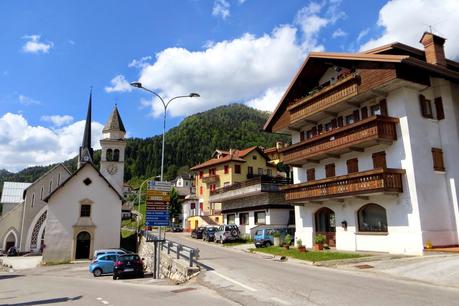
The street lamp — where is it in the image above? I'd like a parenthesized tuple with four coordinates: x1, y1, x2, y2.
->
(130, 81, 200, 181)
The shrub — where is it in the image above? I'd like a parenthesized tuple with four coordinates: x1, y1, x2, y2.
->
(284, 234, 293, 246)
(314, 234, 326, 245)
(296, 239, 303, 247)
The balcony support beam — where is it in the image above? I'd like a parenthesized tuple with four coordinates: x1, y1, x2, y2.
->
(306, 159, 320, 164)
(324, 111, 338, 117)
(325, 153, 340, 159)
(287, 126, 301, 132)
(346, 101, 361, 108)
(309, 200, 323, 205)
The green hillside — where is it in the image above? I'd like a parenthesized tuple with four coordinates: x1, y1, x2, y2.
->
(0, 104, 287, 189)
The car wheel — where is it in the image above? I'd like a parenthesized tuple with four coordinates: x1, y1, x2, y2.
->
(113, 274, 117, 280)
(264, 241, 272, 247)
(139, 272, 144, 278)
(93, 268, 102, 277)
(220, 237, 224, 244)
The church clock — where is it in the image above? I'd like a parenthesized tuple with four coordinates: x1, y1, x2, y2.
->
(107, 164, 118, 175)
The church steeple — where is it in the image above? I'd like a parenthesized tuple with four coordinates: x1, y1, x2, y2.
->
(78, 91, 94, 168)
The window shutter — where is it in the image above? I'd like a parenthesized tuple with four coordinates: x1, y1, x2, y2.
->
(311, 126, 317, 136)
(337, 116, 344, 127)
(307, 168, 315, 181)
(300, 131, 305, 141)
(361, 107, 368, 119)
(325, 163, 335, 178)
(379, 99, 388, 116)
(346, 158, 359, 174)
(435, 97, 445, 120)
(353, 110, 360, 122)
(317, 124, 323, 134)
(372, 151, 387, 169)
(432, 148, 445, 171)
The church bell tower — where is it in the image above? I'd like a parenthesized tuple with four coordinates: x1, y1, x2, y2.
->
(78, 92, 94, 168)
(100, 105, 126, 195)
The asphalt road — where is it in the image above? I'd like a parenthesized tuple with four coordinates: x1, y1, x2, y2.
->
(167, 232, 459, 306)
(0, 263, 235, 306)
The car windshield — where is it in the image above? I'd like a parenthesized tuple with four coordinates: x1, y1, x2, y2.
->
(206, 227, 217, 232)
(255, 230, 263, 235)
(119, 255, 140, 262)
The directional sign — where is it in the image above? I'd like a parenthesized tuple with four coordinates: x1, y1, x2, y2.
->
(147, 181, 172, 192)
(145, 181, 171, 226)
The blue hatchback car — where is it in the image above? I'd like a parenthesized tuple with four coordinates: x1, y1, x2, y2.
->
(89, 253, 118, 277)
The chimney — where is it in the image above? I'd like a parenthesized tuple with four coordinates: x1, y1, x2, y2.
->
(420, 32, 447, 66)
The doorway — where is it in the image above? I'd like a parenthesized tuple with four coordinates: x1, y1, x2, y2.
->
(75, 231, 91, 259)
(314, 207, 336, 247)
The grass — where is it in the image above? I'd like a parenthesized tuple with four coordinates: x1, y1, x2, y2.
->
(250, 246, 367, 262)
(223, 238, 253, 247)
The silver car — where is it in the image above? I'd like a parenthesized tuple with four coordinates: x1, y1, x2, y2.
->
(214, 224, 240, 244)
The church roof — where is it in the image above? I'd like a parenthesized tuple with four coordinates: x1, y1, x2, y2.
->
(103, 106, 126, 133)
(43, 162, 124, 203)
(0, 182, 31, 203)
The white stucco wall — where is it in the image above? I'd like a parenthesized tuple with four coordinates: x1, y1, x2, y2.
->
(43, 164, 122, 263)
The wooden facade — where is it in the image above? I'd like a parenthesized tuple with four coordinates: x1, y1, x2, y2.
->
(280, 116, 398, 164)
(284, 168, 404, 202)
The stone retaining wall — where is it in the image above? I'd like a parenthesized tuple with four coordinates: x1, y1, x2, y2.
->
(138, 237, 199, 284)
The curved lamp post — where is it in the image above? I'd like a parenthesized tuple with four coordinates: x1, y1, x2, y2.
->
(130, 81, 200, 181)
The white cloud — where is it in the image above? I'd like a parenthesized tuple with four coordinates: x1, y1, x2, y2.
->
(19, 95, 40, 106)
(332, 28, 347, 38)
(105, 75, 132, 93)
(115, 0, 343, 116)
(357, 28, 370, 42)
(212, 0, 230, 19)
(0, 113, 103, 172)
(41, 115, 74, 127)
(22, 35, 53, 54)
(359, 0, 459, 58)
(128, 56, 152, 69)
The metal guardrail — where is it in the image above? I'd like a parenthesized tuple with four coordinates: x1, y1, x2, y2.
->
(145, 231, 200, 267)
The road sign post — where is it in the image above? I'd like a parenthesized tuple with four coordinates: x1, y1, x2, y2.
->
(145, 180, 171, 279)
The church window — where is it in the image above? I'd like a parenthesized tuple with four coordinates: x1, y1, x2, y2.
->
(49, 180, 53, 193)
(40, 187, 44, 200)
(83, 178, 92, 186)
(31, 193, 35, 207)
(113, 149, 120, 162)
(57, 173, 61, 186)
(106, 149, 113, 161)
(80, 204, 91, 217)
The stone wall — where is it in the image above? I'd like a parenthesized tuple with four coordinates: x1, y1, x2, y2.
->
(138, 237, 199, 284)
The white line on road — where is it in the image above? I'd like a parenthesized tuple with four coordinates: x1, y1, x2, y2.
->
(101, 300, 109, 305)
(96, 297, 103, 301)
(209, 271, 257, 292)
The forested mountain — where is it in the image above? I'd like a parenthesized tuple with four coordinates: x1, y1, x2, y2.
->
(0, 104, 288, 189)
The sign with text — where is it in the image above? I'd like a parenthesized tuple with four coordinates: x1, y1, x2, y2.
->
(145, 180, 171, 227)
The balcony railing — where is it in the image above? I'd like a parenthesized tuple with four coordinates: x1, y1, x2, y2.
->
(289, 72, 360, 125)
(211, 175, 292, 196)
(280, 116, 398, 165)
(284, 168, 404, 202)
(201, 174, 219, 184)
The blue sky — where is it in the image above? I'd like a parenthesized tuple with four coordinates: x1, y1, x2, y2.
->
(1, 0, 458, 171)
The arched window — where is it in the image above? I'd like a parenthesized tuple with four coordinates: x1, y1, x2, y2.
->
(113, 149, 120, 162)
(358, 204, 388, 232)
(106, 149, 113, 161)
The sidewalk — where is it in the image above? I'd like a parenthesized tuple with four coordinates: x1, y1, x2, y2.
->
(337, 253, 459, 288)
(1, 256, 42, 270)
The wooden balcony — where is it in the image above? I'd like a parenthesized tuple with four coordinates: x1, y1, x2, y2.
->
(288, 73, 360, 127)
(284, 168, 404, 203)
(280, 116, 398, 165)
(202, 174, 219, 184)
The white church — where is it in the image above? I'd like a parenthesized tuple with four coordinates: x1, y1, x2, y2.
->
(0, 93, 126, 263)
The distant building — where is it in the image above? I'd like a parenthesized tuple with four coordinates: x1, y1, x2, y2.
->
(0, 182, 31, 216)
(172, 175, 195, 197)
(264, 32, 459, 255)
(189, 146, 279, 231)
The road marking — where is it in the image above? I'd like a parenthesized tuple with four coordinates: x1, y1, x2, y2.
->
(270, 297, 291, 305)
(101, 300, 109, 305)
(96, 298, 103, 301)
(209, 271, 257, 292)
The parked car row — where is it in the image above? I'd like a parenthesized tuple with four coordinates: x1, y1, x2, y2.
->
(191, 224, 241, 244)
(89, 248, 144, 279)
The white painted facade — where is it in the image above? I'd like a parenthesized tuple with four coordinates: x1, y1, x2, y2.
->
(43, 163, 122, 263)
(292, 82, 459, 255)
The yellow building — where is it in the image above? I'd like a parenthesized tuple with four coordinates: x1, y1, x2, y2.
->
(187, 146, 277, 230)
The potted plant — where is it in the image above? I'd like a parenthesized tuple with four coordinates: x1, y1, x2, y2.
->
(296, 239, 306, 253)
(283, 234, 292, 250)
(313, 234, 326, 251)
(272, 231, 281, 247)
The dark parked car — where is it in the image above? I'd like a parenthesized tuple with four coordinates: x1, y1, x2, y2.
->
(191, 227, 206, 239)
(214, 224, 240, 244)
(171, 225, 183, 232)
(202, 226, 219, 242)
(113, 254, 144, 280)
(7, 247, 18, 256)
